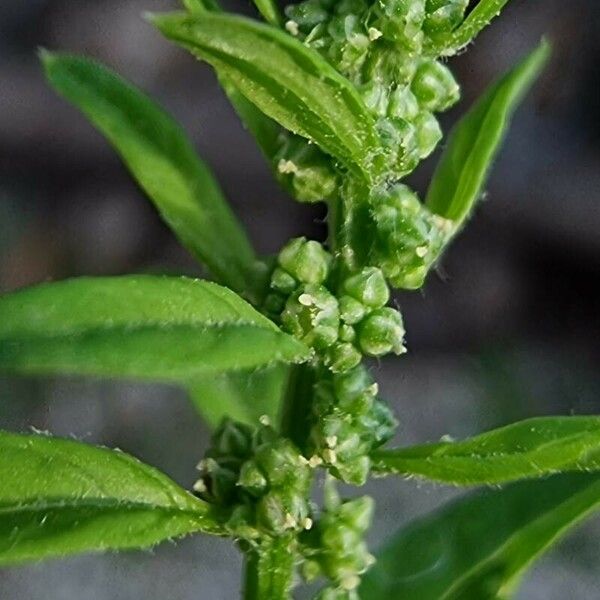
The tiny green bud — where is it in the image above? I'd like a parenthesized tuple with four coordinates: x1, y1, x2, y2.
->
(256, 491, 288, 534)
(278, 237, 331, 284)
(424, 0, 468, 38)
(212, 418, 253, 459)
(343, 267, 390, 309)
(339, 323, 356, 343)
(333, 455, 371, 486)
(302, 558, 322, 582)
(339, 295, 367, 325)
(338, 496, 374, 533)
(358, 307, 406, 356)
(281, 284, 340, 349)
(327, 342, 362, 373)
(237, 460, 268, 495)
(411, 60, 460, 112)
(414, 110, 442, 158)
(373, 0, 425, 51)
(285, 0, 329, 30)
(270, 267, 297, 295)
(388, 85, 420, 120)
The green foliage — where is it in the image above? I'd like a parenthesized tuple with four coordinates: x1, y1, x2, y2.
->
(372, 416, 600, 485)
(1, 1, 588, 599)
(0, 276, 310, 379)
(41, 52, 262, 299)
(150, 12, 380, 181)
(426, 39, 550, 228)
(188, 365, 289, 428)
(360, 473, 600, 599)
(0, 431, 222, 565)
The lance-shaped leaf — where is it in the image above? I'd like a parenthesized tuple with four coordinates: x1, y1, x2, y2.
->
(0, 431, 223, 565)
(187, 364, 288, 428)
(426, 40, 550, 230)
(0, 276, 310, 380)
(41, 51, 262, 298)
(150, 12, 380, 180)
(372, 416, 600, 486)
(360, 473, 600, 600)
(431, 0, 512, 57)
(178, 0, 284, 165)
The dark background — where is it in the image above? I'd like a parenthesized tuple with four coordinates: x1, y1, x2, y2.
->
(1, 0, 599, 598)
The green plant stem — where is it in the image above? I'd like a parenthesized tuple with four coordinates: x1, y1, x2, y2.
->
(243, 535, 297, 600)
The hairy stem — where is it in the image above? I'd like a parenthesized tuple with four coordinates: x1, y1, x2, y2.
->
(243, 535, 297, 600)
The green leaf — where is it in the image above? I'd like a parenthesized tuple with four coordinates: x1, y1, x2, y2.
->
(187, 364, 289, 428)
(41, 51, 262, 298)
(0, 431, 222, 565)
(434, 0, 512, 57)
(360, 473, 600, 600)
(219, 74, 283, 162)
(253, 0, 283, 27)
(0, 275, 311, 381)
(150, 12, 379, 180)
(426, 40, 550, 229)
(372, 416, 600, 486)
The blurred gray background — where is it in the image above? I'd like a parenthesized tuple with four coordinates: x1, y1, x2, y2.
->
(1, 0, 599, 598)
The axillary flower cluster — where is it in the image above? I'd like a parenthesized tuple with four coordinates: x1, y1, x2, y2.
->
(192, 0, 497, 595)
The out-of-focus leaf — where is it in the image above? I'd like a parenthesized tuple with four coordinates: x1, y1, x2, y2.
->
(42, 51, 262, 298)
(0, 276, 311, 380)
(151, 12, 379, 180)
(187, 364, 288, 428)
(361, 473, 600, 600)
(0, 431, 222, 565)
(372, 416, 600, 485)
(426, 40, 549, 229)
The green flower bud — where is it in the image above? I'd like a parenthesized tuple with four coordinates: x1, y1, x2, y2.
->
(237, 459, 268, 495)
(254, 439, 308, 488)
(278, 237, 332, 284)
(263, 292, 286, 316)
(424, 0, 468, 39)
(327, 342, 362, 373)
(339, 324, 356, 343)
(360, 81, 389, 117)
(411, 59, 460, 112)
(195, 458, 239, 505)
(270, 267, 297, 295)
(372, 0, 425, 51)
(414, 110, 442, 158)
(211, 418, 254, 459)
(358, 398, 398, 447)
(388, 85, 420, 120)
(302, 558, 322, 582)
(285, 0, 329, 31)
(327, 14, 370, 74)
(358, 307, 406, 356)
(226, 505, 260, 540)
(339, 295, 367, 325)
(256, 491, 288, 534)
(333, 366, 376, 413)
(343, 267, 390, 309)
(276, 137, 338, 203)
(282, 284, 340, 349)
(338, 496, 374, 533)
(333, 455, 371, 486)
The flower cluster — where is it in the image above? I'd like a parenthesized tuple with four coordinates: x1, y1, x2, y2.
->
(310, 364, 397, 484)
(302, 495, 376, 598)
(194, 418, 313, 538)
(265, 237, 407, 372)
(366, 182, 454, 289)
(284, 0, 463, 178)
